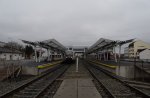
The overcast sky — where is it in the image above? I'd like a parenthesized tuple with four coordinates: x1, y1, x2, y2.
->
(0, 0, 150, 46)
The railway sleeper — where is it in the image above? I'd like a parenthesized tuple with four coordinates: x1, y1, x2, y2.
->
(110, 89, 133, 94)
(13, 94, 34, 98)
(92, 80, 110, 98)
(23, 88, 42, 92)
(27, 85, 46, 89)
(114, 93, 139, 97)
(88, 65, 149, 98)
(20, 90, 40, 94)
(42, 81, 63, 98)
(15, 91, 38, 95)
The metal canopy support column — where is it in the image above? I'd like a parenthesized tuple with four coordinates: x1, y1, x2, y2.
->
(73, 51, 75, 59)
(114, 47, 117, 62)
(118, 45, 122, 75)
(61, 53, 63, 59)
(47, 49, 49, 61)
(103, 50, 106, 61)
(48, 49, 51, 61)
(107, 49, 109, 61)
(100, 53, 102, 61)
(64, 53, 66, 59)
(50, 50, 52, 61)
(34, 46, 38, 62)
(119, 45, 121, 59)
(95, 53, 97, 59)
(39, 47, 42, 62)
(98, 52, 100, 60)
(84, 48, 86, 59)
(84, 53, 86, 59)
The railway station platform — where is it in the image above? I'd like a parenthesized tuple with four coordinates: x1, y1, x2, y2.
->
(54, 60, 102, 98)
(21, 60, 62, 75)
(0, 60, 63, 80)
(89, 60, 150, 81)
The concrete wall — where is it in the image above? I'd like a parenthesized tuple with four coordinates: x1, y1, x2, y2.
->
(116, 64, 150, 80)
(116, 65, 134, 79)
(22, 66, 38, 75)
(134, 66, 150, 81)
(0, 53, 23, 60)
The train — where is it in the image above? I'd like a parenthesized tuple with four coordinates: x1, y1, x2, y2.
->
(61, 56, 75, 64)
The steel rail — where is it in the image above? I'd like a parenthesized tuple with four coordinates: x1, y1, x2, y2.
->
(86, 61, 150, 98)
(0, 64, 69, 98)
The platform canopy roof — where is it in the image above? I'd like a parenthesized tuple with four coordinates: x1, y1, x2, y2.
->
(87, 38, 134, 54)
(21, 39, 66, 53)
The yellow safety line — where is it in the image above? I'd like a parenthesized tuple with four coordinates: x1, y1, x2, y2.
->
(88, 60, 117, 69)
(37, 61, 62, 69)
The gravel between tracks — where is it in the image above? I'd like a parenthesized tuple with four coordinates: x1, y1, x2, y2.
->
(0, 75, 34, 95)
(86, 64, 145, 98)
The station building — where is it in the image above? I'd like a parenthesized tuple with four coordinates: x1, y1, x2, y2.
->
(125, 40, 150, 59)
(0, 41, 24, 60)
(0, 47, 24, 60)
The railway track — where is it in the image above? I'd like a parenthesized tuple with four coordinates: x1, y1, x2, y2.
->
(124, 80, 150, 96)
(85, 62, 150, 98)
(0, 64, 69, 98)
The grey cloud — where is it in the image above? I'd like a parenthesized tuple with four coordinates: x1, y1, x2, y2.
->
(0, 0, 150, 46)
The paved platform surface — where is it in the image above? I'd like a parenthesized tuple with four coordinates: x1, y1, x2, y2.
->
(54, 79, 101, 98)
(54, 60, 102, 98)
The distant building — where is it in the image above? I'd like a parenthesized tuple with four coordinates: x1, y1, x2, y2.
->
(124, 47, 129, 58)
(0, 47, 24, 60)
(128, 40, 150, 58)
(139, 49, 150, 60)
(66, 46, 88, 58)
(0, 41, 6, 47)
